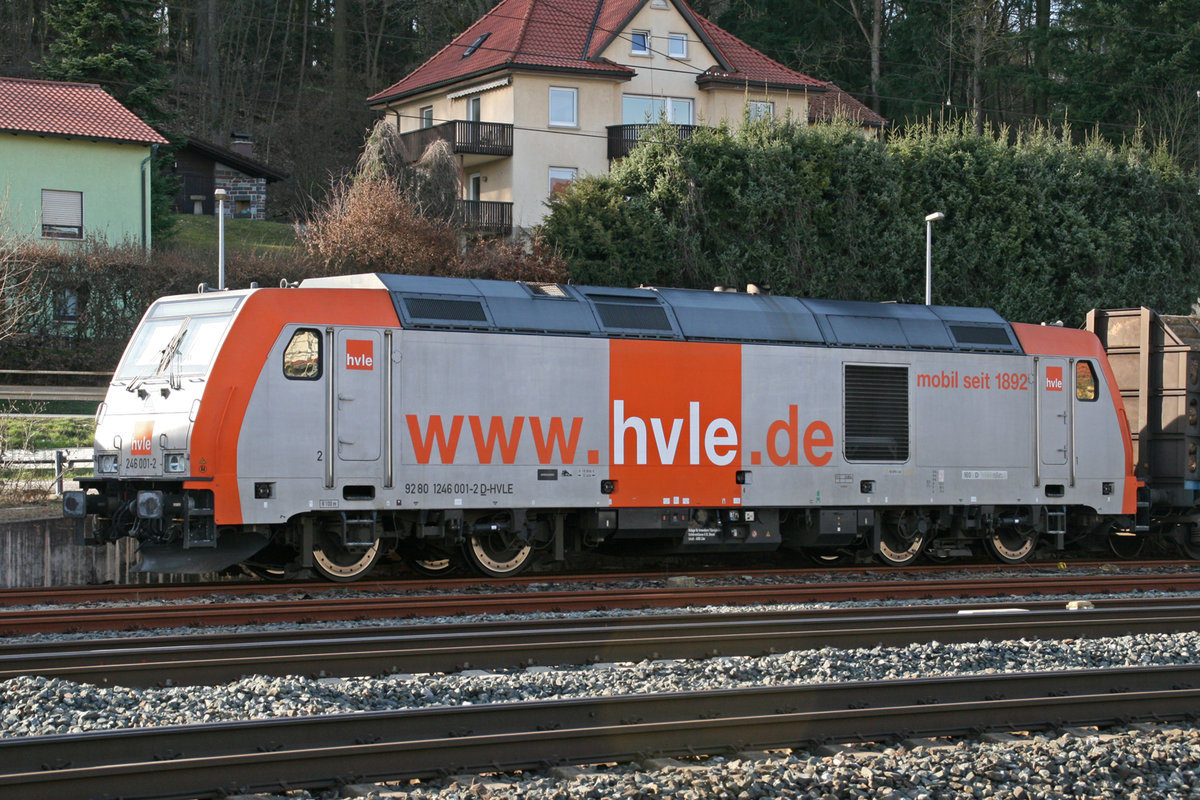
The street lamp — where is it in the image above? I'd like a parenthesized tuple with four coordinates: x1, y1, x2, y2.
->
(924, 210, 945, 305)
(214, 188, 227, 291)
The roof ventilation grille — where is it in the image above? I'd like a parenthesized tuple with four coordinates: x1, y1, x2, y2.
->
(593, 300, 672, 331)
(404, 296, 488, 322)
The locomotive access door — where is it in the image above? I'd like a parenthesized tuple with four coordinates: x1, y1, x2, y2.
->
(333, 329, 384, 464)
(1037, 357, 1071, 476)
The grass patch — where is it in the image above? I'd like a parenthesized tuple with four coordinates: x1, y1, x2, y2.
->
(1, 415, 95, 450)
(164, 214, 300, 254)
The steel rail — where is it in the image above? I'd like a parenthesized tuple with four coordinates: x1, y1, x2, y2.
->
(1, 561, 1193, 606)
(4, 573, 1200, 635)
(2, 665, 1198, 800)
(3, 600, 1199, 687)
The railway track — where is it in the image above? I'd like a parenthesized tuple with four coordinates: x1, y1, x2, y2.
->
(1, 560, 1194, 606)
(5, 570, 1200, 635)
(3, 598, 1199, 687)
(4, 664, 1198, 800)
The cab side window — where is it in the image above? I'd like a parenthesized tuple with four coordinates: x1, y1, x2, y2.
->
(1075, 360, 1097, 402)
(283, 328, 322, 380)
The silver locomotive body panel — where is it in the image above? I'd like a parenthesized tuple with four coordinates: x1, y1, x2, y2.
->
(234, 326, 1129, 524)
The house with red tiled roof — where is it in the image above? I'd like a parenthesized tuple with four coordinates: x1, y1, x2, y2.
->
(367, 0, 883, 235)
(0, 76, 168, 250)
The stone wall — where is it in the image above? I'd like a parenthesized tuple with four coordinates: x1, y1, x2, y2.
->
(214, 165, 268, 220)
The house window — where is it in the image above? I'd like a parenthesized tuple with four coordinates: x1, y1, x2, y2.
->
(548, 167, 577, 197)
(631, 30, 650, 55)
(622, 95, 693, 125)
(468, 172, 482, 202)
(748, 101, 774, 122)
(549, 87, 578, 127)
(41, 189, 83, 239)
(420, 106, 434, 128)
(668, 33, 688, 59)
(54, 288, 81, 322)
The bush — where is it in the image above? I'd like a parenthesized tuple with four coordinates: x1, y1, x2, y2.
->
(298, 176, 458, 275)
(0, 239, 312, 374)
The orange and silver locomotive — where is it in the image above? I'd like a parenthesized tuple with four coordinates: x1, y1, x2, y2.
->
(66, 273, 1153, 581)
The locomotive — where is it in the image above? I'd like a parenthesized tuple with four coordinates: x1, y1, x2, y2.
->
(64, 273, 1193, 581)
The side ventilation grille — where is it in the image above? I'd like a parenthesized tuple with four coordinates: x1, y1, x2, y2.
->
(844, 364, 909, 462)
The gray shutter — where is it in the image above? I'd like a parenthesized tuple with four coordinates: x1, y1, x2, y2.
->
(42, 189, 83, 228)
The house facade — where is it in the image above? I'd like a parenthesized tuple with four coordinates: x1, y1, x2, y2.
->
(367, 0, 883, 235)
(0, 76, 168, 249)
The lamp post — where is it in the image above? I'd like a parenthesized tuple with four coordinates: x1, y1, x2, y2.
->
(924, 210, 945, 305)
(215, 188, 227, 290)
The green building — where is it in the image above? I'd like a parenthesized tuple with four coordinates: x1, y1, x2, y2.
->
(0, 76, 167, 250)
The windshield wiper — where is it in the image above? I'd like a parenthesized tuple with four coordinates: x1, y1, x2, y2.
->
(128, 317, 190, 393)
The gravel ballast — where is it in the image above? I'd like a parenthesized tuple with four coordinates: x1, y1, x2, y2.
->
(2, 631, 1197, 737)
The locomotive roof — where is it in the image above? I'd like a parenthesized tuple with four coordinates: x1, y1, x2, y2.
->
(297, 273, 1023, 354)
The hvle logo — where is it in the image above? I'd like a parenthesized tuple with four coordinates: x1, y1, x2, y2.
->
(131, 421, 154, 455)
(346, 339, 374, 370)
(1045, 366, 1063, 391)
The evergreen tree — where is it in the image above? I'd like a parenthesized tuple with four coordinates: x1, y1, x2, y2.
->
(38, 0, 178, 243)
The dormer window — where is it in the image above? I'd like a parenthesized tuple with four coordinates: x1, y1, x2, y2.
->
(462, 32, 490, 57)
(630, 30, 650, 55)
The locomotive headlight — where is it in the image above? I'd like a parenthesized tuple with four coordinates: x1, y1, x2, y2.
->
(97, 453, 119, 474)
(165, 453, 186, 473)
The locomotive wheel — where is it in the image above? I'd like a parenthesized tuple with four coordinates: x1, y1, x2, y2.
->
(877, 512, 930, 566)
(312, 536, 383, 582)
(1107, 529, 1144, 559)
(805, 549, 853, 566)
(1177, 526, 1200, 560)
(406, 553, 459, 577)
(985, 527, 1038, 564)
(463, 531, 535, 577)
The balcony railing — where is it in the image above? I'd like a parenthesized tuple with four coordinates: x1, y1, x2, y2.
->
(606, 123, 702, 159)
(401, 121, 514, 162)
(459, 200, 513, 236)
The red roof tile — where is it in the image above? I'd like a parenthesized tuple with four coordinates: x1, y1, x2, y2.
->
(0, 76, 167, 145)
(807, 82, 886, 127)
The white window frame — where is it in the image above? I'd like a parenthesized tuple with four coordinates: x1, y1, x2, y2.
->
(668, 33, 688, 59)
(748, 100, 774, 122)
(548, 86, 578, 128)
(548, 167, 578, 197)
(622, 94, 694, 125)
(41, 189, 83, 240)
(630, 30, 650, 55)
(419, 106, 434, 128)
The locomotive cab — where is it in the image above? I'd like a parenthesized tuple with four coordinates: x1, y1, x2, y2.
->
(64, 292, 266, 573)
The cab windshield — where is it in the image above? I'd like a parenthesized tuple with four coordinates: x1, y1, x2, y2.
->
(115, 296, 242, 382)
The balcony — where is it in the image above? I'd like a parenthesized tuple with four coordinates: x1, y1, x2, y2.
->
(401, 121, 513, 165)
(459, 199, 513, 236)
(606, 123, 702, 160)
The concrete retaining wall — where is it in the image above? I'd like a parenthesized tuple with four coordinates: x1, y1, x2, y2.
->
(0, 514, 218, 587)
